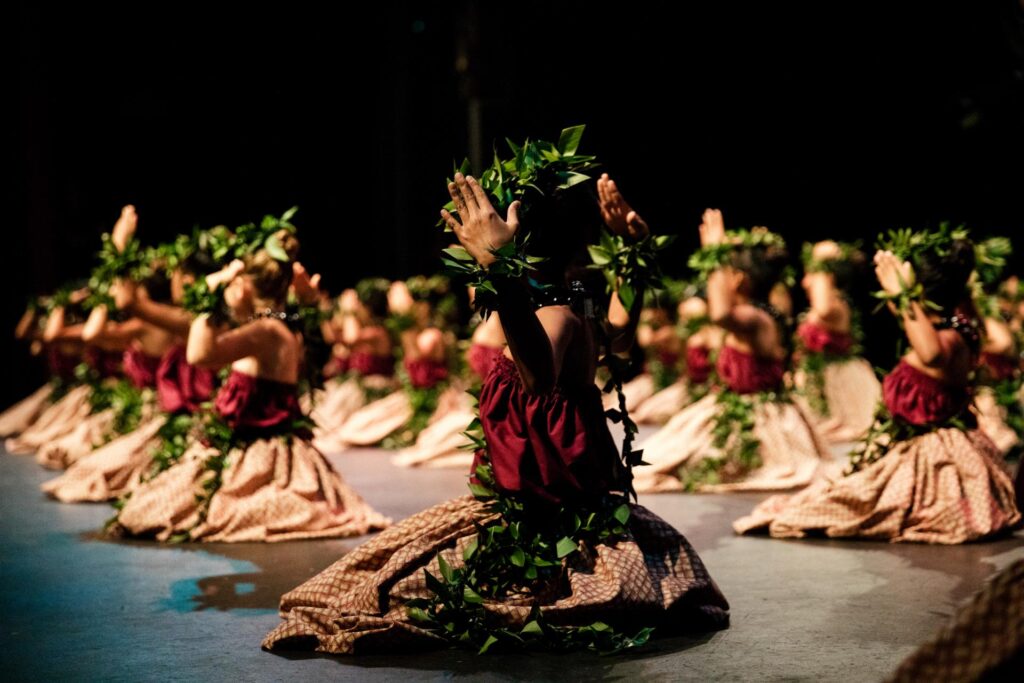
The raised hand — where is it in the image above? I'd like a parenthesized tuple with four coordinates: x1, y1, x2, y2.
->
(206, 259, 245, 290)
(291, 262, 322, 305)
(597, 173, 649, 240)
(387, 280, 414, 315)
(338, 288, 359, 315)
(440, 173, 519, 268)
(111, 205, 138, 252)
(699, 209, 726, 247)
(873, 250, 915, 296)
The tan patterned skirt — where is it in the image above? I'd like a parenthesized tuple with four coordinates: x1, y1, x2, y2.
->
(888, 558, 1024, 681)
(308, 378, 368, 452)
(0, 384, 53, 438)
(5, 385, 92, 454)
(633, 392, 829, 493)
(973, 386, 1020, 456)
(733, 427, 1021, 543)
(116, 436, 390, 542)
(35, 408, 116, 470)
(391, 408, 476, 469)
(262, 496, 729, 654)
(631, 381, 693, 425)
(793, 357, 881, 443)
(42, 415, 167, 502)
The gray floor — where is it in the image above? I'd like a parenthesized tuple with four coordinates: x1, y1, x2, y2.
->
(1, 434, 1022, 682)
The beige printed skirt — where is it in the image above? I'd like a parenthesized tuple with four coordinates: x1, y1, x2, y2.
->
(602, 373, 656, 414)
(633, 392, 829, 493)
(42, 415, 167, 502)
(262, 496, 729, 654)
(0, 384, 53, 438)
(973, 386, 1020, 456)
(733, 427, 1020, 544)
(116, 436, 390, 542)
(793, 357, 881, 444)
(5, 385, 92, 454)
(35, 408, 116, 470)
(631, 381, 694, 425)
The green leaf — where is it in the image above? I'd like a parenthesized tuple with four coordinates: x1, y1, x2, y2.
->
(407, 606, 432, 623)
(463, 537, 479, 561)
(468, 483, 495, 499)
(280, 206, 299, 224)
(441, 247, 474, 261)
(618, 282, 635, 310)
(437, 554, 454, 583)
(557, 125, 586, 156)
(612, 503, 631, 525)
(520, 620, 543, 635)
(510, 548, 526, 567)
(556, 537, 578, 558)
(463, 585, 484, 604)
(478, 635, 499, 654)
(264, 233, 290, 262)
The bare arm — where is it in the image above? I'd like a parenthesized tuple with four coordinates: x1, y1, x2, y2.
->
(82, 306, 110, 343)
(186, 315, 270, 368)
(807, 276, 843, 323)
(875, 250, 947, 368)
(495, 279, 575, 393)
(15, 306, 39, 340)
(607, 289, 643, 354)
(42, 307, 66, 343)
(132, 294, 193, 337)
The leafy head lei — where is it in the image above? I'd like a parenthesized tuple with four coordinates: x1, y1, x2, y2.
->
(801, 240, 864, 274)
(180, 208, 300, 318)
(440, 126, 597, 313)
(871, 222, 973, 317)
(971, 235, 1012, 318)
(441, 125, 673, 313)
(687, 227, 788, 283)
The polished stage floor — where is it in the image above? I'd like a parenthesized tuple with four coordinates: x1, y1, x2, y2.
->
(2, 433, 1022, 682)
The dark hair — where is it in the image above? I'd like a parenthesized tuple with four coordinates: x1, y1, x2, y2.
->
(519, 185, 602, 288)
(730, 244, 789, 302)
(141, 269, 172, 304)
(915, 238, 975, 313)
(355, 277, 390, 320)
(246, 230, 299, 304)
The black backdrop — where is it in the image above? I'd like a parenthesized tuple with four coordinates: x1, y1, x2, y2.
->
(9, 1, 1024, 403)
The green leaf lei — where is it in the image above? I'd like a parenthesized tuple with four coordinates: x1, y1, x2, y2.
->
(870, 224, 969, 318)
(846, 401, 973, 474)
(587, 231, 676, 310)
(439, 126, 596, 316)
(687, 228, 788, 283)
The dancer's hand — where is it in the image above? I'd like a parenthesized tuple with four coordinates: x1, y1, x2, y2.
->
(338, 289, 359, 315)
(111, 205, 138, 252)
(291, 262, 321, 305)
(597, 174, 649, 240)
(699, 209, 726, 246)
(440, 173, 519, 268)
(206, 259, 245, 290)
(388, 280, 414, 315)
(873, 250, 915, 295)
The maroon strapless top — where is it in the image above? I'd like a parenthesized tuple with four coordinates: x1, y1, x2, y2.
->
(797, 321, 853, 356)
(646, 348, 681, 371)
(882, 360, 971, 426)
(467, 343, 504, 380)
(405, 357, 448, 389)
(472, 354, 625, 506)
(323, 353, 350, 380)
(85, 348, 123, 379)
(686, 345, 712, 384)
(717, 345, 784, 395)
(349, 351, 394, 378)
(122, 346, 162, 389)
(156, 345, 216, 414)
(214, 370, 302, 433)
(980, 351, 1018, 383)
(46, 347, 79, 381)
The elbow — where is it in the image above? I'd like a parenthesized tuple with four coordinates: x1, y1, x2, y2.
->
(81, 326, 101, 344)
(916, 348, 945, 368)
(709, 311, 731, 327)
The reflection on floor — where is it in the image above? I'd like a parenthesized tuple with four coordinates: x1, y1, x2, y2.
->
(1, 437, 1021, 682)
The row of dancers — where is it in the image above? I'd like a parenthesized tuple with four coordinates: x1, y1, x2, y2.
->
(2, 127, 1021, 666)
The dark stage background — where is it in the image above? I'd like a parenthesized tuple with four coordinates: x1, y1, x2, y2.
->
(9, 1, 1024, 403)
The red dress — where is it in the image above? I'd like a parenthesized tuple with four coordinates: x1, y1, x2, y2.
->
(685, 345, 712, 385)
(348, 351, 394, 378)
(716, 345, 784, 395)
(466, 343, 504, 380)
(122, 347, 162, 389)
(796, 321, 853, 356)
(155, 345, 216, 414)
(474, 354, 625, 506)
